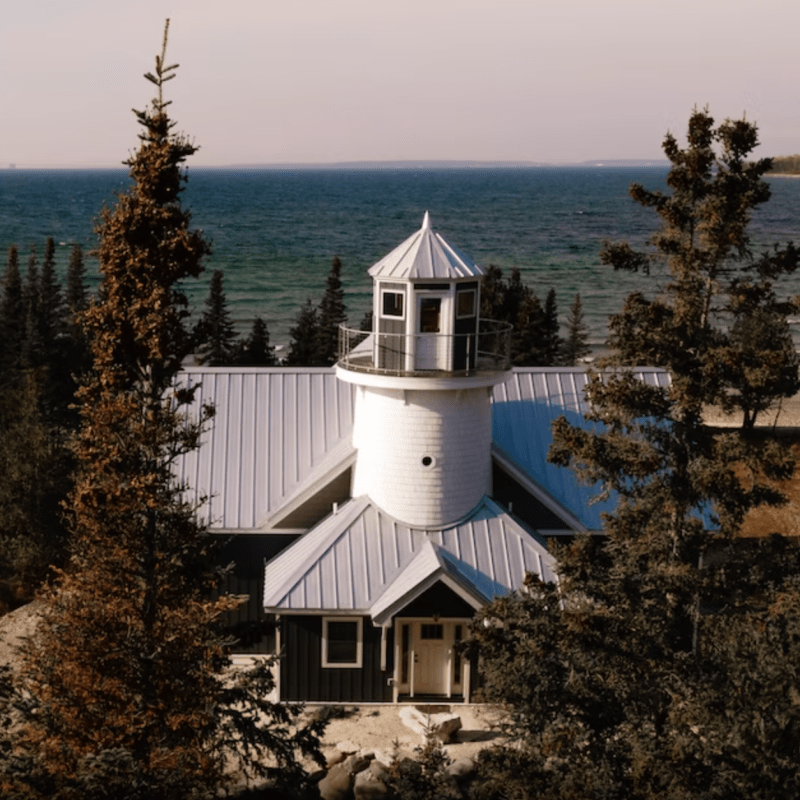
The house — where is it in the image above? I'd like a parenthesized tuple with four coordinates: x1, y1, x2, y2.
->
(177, 213, 670, 703)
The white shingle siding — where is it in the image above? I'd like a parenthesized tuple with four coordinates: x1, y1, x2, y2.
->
(351, 385, 492, 527)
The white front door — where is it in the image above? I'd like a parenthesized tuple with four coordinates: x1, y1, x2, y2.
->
(415, 623, 449, 694)
(415, 294, 450, 371)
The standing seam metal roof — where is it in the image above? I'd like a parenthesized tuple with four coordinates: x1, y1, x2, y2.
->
(176, 365, 670, 534)
(262, 494, 556, 616)
(367, 212, 485, 280)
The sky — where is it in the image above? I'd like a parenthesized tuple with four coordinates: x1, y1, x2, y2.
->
(2, 0, 799, 168)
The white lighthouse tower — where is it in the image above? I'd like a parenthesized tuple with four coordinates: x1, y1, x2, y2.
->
(337, 212, 512, 528)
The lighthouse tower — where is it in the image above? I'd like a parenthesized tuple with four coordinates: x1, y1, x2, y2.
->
(337, 213, 511, 528)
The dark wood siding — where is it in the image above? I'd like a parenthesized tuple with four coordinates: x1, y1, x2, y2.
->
(214, 534, 299, 654)
(454, 281, 478, 370)
(280, 616, 394, 702)
(492, 461, 572, 531)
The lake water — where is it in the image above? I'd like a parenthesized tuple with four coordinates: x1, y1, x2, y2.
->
(3, 166, 800, 351)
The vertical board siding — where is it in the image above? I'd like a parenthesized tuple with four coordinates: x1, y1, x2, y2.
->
(280, 616, 393, 703)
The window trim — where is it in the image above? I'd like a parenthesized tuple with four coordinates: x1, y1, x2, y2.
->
(380, 289, 406, 320)
(321, 616, 363, 669)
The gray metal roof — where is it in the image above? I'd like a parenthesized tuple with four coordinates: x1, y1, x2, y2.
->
(175, 368, 355, 529)
(367, 212, 485, 280)
(491, 367, 671, 529)
(262, 494, 556, 619)
(176, 365, 669, 534)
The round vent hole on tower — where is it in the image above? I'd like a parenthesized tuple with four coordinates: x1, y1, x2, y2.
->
(421, 455, 436, 468)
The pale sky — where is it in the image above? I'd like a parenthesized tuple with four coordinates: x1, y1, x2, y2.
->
(2, 0, 798, 168)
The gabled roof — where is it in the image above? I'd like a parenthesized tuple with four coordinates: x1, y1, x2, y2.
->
(367, 212, 485, 281)
(262, 495, 556, 619)
(175, 367, 356, 529)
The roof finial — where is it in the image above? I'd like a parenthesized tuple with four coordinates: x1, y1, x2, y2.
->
(422, 210, 430, 230)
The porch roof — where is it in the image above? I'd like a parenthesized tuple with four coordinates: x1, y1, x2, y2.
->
(262, 495, 556, 619)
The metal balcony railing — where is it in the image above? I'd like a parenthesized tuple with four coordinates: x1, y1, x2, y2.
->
(337, 319, 512, 377)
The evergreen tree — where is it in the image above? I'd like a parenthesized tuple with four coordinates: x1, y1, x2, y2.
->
(541, 287, 561, 365)
(561, 292, 590, 365)
(511, 290, 545, 366)
(0, 246, 23, 375)
(236, 316, 276, 366)
(315, 255, 346, 365)
(192, 268, 238, 365)
(21, 245, 43, 369)
(65, 243, 88, 318)
(480, 264, 505, 320)
(38, 237, 64, 355)
(285, 297, 319, 366)
(468, 109, 800, 800)
(1, 23, 324, 798)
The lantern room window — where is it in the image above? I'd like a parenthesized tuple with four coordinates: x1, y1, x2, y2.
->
(381, 290, 405, 319)
(456, 289, 476, 318)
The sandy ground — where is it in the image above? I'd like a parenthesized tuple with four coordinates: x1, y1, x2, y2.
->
(309, 703, 505, 766)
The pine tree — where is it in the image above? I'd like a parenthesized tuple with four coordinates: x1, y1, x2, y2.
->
(236, 316, 277, 366)
(468, 109, 800, 800)
(2, 23, 324, 798)
(285, 297, 319, 366)
(315, 255, 347, 365)
(562, 292, 590, 365)
(192, 268, 238, 365)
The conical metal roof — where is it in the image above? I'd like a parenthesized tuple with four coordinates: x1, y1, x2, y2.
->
(368, 212, 485, 280)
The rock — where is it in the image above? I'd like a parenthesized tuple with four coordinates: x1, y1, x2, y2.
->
(353, 767, 390, 800)
(447, 756, 476, 780)
(398, 706, 463, 743)
(336, 739, 361, 754)
(325, 748, 347, 768)
(342, 753, 372, 775)
(318, 763, 354, 800)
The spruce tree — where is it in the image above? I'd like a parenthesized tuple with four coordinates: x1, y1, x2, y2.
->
(561, 292, 590, 365)
(468, 109, 800, 800)
(541, 287, 561, 365)
(192, 268, 238, 366)
(236, 316, 277, 366)
(285, 297, 319, 366)
(0, 246, 23, 375)
(1, 23, 324, 798)
(65, 243, 88, 318)
(315, 255, 346, 365)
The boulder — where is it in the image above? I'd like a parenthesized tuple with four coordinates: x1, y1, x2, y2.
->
(342, 753, 372, 776)
(398, 706, 463, 743)
(353, 767, 390, 800)
(318, 763, 354, 800)
(336, 739, 361, 754)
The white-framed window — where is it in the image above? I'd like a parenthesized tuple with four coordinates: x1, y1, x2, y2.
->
(381, 289, 405, 319)
(456, 289, 476, 319)
(322, 616, 363, 668)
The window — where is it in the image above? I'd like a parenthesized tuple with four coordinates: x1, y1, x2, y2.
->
(421, 623, 444, 640)
(381, 290, 405, 319)
(456, 289, 476, 319)
(322, 617, 363, 668)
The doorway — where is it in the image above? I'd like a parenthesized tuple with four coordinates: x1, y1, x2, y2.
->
(415, 293, 450, 371)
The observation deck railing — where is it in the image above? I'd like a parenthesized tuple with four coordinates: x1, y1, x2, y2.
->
(337, 319, 512, 378)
